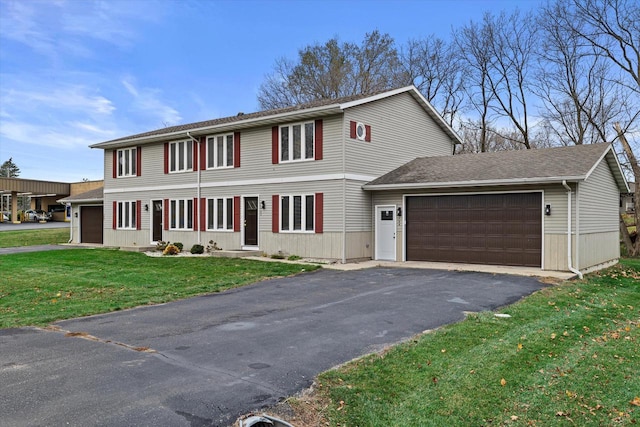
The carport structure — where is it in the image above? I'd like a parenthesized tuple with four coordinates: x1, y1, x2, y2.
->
(0, 177, 70, 223)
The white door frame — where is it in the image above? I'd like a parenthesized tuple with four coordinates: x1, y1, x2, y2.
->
(241, 194, 260, 250)
(375, 204, 396, 261)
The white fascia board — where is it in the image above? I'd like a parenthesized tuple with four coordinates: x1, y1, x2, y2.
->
(58, 198, 103, 204)
(90, 104, 344, 149)
(338, 86, 415, 109)
(362, 176, 586, 191)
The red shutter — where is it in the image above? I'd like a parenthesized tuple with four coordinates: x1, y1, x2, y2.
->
(112, 201, 117, 229)
(136, 146, 142, 176)
(200, 197, 206, 231)
(112, 151, 117, 178)
(200, 137, 206, 170)
(272, 126, 279, 164)
(136, 200, 141, 230)
(315, 119, 323, 161)
(164, 143, 169, 174)
(163, 199, 169, 230)
(193, 198, 198, 230)
(365, 125, 371, 142)
(315, 193, 323, 234)
(234, 132, 241, 168)
(233, 196, 241, 232)
(193, 141, 199, 172)
(272, 194, 279, 233)
(350, 121, 357, 139)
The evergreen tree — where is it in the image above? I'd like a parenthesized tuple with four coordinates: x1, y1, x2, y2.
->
(0, 158, 20, 177)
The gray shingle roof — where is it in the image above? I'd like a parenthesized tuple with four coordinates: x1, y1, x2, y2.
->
(58, 187, 103, 203)
(365, 143, 626, 190)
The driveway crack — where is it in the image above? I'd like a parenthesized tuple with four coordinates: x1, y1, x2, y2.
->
(40, 325, 156, 353)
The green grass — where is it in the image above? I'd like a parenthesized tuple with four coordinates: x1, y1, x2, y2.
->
(0, 228, 70, 248)
(317, 258, 640, 426)
(0, 249, 319, 328)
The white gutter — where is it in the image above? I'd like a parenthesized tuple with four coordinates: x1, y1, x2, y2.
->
(562, 180, 583, 279)
(186, 132, 201, 244)
(363, 175, 588, 191)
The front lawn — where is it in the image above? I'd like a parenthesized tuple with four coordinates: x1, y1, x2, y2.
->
(0, 249, 319, 328)
(0, 228, 70, 248)
(300, 259, 639, 426)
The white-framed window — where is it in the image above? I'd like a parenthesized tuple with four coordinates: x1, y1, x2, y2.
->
(117, 147, 137, 177)
(117, 201, 137, 229)
(169, 140, 193, 173)
(206, 134, 234, 169)
(169, 199, 193, 230)
(207, 197, 234, 230)
(280, 194, 314, 232)
(280, 122, 314, 162)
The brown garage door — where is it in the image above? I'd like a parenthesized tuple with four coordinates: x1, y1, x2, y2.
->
(406, 193, 542, 267)
(80, 206, 103, 244)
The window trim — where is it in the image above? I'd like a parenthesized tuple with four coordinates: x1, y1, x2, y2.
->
(279, 121, 315, 163)
(279, 194, 315, 233)
(169, 198, 194, 230)
(168, 140, 193, 173)
(205, 133, 234, 170)
(116, 147, 137, 177)
(206, 197, 234, 231)
(117, 201, 137, 230)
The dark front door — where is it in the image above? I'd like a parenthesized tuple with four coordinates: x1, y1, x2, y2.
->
(244, 197, 258, 246)
(152, 200, 163, 242)
(80, 206, 103, 244)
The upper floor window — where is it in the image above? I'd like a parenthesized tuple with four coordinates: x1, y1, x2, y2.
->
(169, 140, 193, 173)
(280, 194, 315, 232)
(117, 201, 137, 229)
(207, 134, 234, 169)
(170, 199, 193, 230)
(117, 148, 137, 177)
(207, 197, 233, 230)
(280, 122, 314, 162)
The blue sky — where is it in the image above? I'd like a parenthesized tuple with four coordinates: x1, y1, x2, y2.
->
(0, 0, 537, 182)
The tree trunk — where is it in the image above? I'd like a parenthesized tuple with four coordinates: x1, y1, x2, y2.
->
(614, 122, 640, 256)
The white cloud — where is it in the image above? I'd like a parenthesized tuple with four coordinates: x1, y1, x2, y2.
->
(1, 84, 115, 117)
(121, 77, 182, 126)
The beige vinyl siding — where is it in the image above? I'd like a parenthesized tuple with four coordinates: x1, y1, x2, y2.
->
(543, 184, 576, 234)
(345, 180, 372, 232)
(578, 231, 619, 269)
(579, 160, 620, 234)
(344, 92, 454, 177)
(544, 234, 575, 271)
(260, 231, 343, 259)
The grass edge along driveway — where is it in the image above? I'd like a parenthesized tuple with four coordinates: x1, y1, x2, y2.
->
(0, 248, 320, 328)
(286, 259, 640, 427)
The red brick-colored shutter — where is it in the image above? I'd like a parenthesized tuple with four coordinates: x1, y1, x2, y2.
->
(112, 151, 117, 178)
(136, 200, 141, 230)
(163, 199, 169, 230)
(233, 196, 240, 232)
(315, 119, 323, 160)
(200, 137, 206, 170)
(315, 193, 323, 234)
(271, 126, 279, 164)
(200, 198, 206, 231)
(112, 201, 117, 229)
(164, 143, 169, 174)
(350, 121, 357, 139)
(234, 132, 241, 168)
(136, 146, 142, 176)
(193, 141, 199, 172)
(365, 125, 371, 142)
(193, 198, 198, 230)
(272, 194, 279, 233)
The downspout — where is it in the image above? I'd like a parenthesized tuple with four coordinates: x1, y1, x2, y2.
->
(562, 180, 583, 279)
(342, 121, 347, 264)
(186, 132, 201, 244)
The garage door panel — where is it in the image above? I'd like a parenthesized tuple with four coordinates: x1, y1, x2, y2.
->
(80, 206, 103, 244)
(406, 193, 542, 267)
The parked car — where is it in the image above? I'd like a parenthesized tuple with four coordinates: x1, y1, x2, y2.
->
(1, 212, 8, 222)
(24, 209, 51, 222)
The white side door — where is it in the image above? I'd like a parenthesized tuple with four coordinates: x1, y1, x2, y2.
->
(375, 205, 396, 261)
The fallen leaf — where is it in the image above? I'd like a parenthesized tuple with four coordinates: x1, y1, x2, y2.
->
(510, 415, 519, 421)
(551, 333, 557, 339)
(630, 397, 640, 407)
(500, 378, 507, 386)
(441, 349, 446, 353)
(517, 343, 523, 351)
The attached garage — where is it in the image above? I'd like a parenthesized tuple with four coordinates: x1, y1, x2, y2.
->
(365, 144, 628, 274)
(406, 193, 541, 267)
(57, 187, 104, 245)
(80, 206, 103, 244)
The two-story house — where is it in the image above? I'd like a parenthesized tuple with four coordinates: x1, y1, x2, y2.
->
(66, 85, 627, 274)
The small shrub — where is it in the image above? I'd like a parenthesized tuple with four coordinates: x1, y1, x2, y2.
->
(190, 244, 204, 254)
(271, 252, 285, 259)
(174, 242, 184, 251)
(206, 240, 222, 253)
(163, 244, 180, 256)
(288, 255, 302, 261)
(155, 241, 169, 251)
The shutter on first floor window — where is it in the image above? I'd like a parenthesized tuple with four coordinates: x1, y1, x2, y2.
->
(315, 193, 323, 233)
(193, 198, 198, 231)
(234, 132, 241, 168)
(271, 126, 279, 164)
(315, 119, 323, 160)
(272, 194, 279, 233)
(112, 201, 117, 229)
(163, 198, 169, 230)
(136, 200, 141, 230)
(112, 151, 117, 178)
(136, 146, 142, 176)
(233, 196, 240, 232)
(200, 197, 206, 231)
(164, 143, 169, 174)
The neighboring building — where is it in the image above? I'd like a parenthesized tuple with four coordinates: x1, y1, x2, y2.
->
(620, 182, 636, 214)
(76, 86, 627, 273)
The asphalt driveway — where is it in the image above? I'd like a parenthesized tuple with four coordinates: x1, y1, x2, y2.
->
(0, 267, 547, 426)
